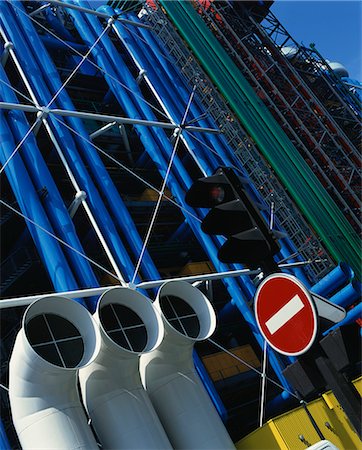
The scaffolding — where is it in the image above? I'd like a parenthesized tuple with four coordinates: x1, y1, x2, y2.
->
(144, 3, 333, 280)
(192, 1, 361, 233)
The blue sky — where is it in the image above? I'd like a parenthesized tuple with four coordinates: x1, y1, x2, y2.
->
(270, 1, 362, 81)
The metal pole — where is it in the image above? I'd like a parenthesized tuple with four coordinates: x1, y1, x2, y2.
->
(29, 3, 51, 16)
(50, 107, 177, 129)
(89, 121, 117, 139)
(0, 260, 321, 308)
(0, 102, 40, 113)
(259, 340, 268, 427)
(51, 107, 220, 133)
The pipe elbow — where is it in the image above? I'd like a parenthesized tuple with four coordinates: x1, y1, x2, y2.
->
(9, 296, 100, 449)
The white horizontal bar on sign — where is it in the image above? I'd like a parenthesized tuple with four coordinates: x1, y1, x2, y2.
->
(265, 294, 304, 335)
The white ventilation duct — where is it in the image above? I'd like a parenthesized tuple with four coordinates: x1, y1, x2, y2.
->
(79, 287, 172, 449)
(9, 296, 100, 450)
(141, 280, 235, 449)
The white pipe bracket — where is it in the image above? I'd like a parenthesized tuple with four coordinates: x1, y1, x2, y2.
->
(68, 190, 87, 218)
(136, 69, 147, 85)
(1, 42, 14, 67)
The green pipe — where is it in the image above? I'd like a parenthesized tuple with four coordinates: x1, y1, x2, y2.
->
(159, 0, 360, 277)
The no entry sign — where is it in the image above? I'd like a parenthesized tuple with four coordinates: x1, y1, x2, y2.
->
(255, 274, 318, 356)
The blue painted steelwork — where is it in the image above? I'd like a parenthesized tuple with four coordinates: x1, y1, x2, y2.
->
(40, 1, 75, 41)
(311, 262, 354, 297)
(324, 303, 361, 334)
(266, 389, 293, 413)
(1, 1, 150, 288)
(68, 0, 291, 390)
(0, 111, 80, 295)
(193, 350, 228, 422)
(21, 2, 159, 284)
(111, 8, 310, 287)
(0, 65, 98, 296)
(329, 280, 361, 308)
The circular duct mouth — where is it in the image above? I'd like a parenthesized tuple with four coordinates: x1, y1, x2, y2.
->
(98, 287, 164, 354)
(159, 295, 200, 339)
(99, 303, 147, 352)
(26, 313, 84, 368)
(23, 296, 100, 369)
(157, 281, 216, 341)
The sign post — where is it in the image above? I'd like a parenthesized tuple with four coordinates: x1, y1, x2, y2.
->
(254, 273, 318, 356)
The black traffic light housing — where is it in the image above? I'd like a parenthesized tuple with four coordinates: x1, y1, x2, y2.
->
(185, 167, 281, 274)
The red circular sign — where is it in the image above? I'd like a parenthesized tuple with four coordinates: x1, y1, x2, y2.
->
(255, 274, 318, 356)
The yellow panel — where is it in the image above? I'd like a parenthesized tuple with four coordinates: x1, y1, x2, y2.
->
(236, 422, 286, 450)
(310, 392, 361, 449)
(211, 371, 223, 382)
(178, 261, 215, 275)
(221, 366, 240, 378)
(201, 345, 260, 381)
(273, 404, 321, 449)
(138, 188, 172, 201)
(236, 389, 362, 450)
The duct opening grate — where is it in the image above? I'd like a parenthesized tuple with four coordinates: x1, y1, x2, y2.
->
(160, 295, 200, 338)
(26, 313, 84, 368)
(100, 304, 148, 352)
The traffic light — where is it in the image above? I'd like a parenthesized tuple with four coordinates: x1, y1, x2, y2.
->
(185, 167, 281, 274)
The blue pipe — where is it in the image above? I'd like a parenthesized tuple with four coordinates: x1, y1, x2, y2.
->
(0, 419, 10, 450)
(116, 9, 310, 287)
(132, 9, 311, 286)
(2, 3, 144, 288)
(71, 1, 255, 302)
(0, 111, 80, 296)
(72, 1, 291, 390)
(266, 390, 294, 414)
(168, 220, 192, 242)
(0, 66, 99, 297)
(40, 34, 86, 52)
(329, 279, 361, 308)
(323, 304, 361, 334)
(311, 262, 354, 296)
(6, 0, 159, 284)
(41, 2, 75, 41)
(193, 350, 228, 422)
(218, 299, 238, 323)
(68, 7, 266, 410)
